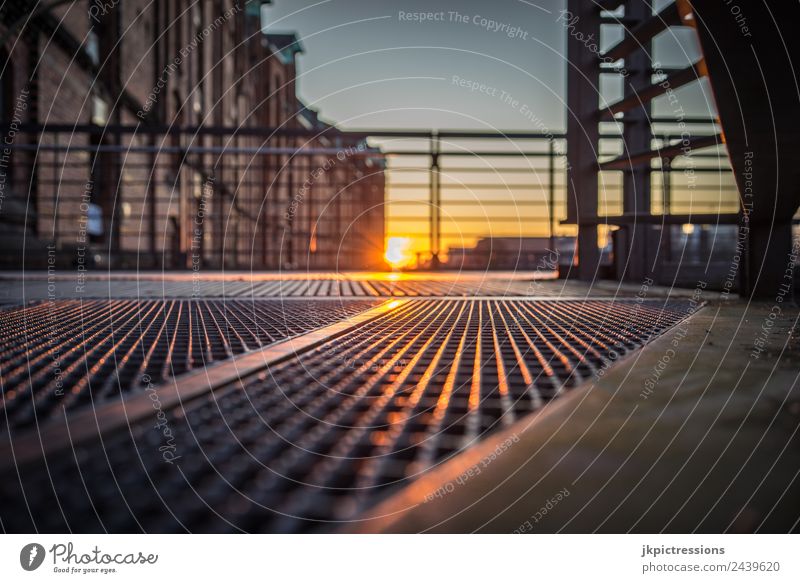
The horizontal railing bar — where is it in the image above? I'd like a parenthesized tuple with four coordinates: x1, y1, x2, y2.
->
(387, 200, 556, 205)
(382, 151, 556, 157)
(434, 131, 558, 139)
(32, 161, 729, 172)
(389, 217, 542, 222)
(389, 183, 554, 189)
(386, 168, 560, 174)
(585, 212, 740, 225)
(9, 143, 565, 157)
(0, 123, 569, 141)
(0, 123, 391, 139)
(2, 122, 721, 140)
(5, 144, 385, 156)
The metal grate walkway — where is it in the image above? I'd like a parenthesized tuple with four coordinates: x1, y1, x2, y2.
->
(0, 298, 695, 533)
(0, 299, 379, 430)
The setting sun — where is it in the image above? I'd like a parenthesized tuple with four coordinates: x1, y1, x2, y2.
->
(384, 237, 413, 268)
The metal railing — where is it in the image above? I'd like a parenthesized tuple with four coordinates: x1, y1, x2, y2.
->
(0, 123, 736, 271)
(376, 127, 734, 270)
(2, 124, 385, 271)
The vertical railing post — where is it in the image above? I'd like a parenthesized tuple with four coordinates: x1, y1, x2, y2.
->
(549, 138, 556, 254)
(662, 155, 672, 262)
(53, 132, 59, 245)
(428, 133, 441, 267)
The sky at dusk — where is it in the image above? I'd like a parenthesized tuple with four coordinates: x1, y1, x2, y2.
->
(262, 0, 566, 132)
(259, 0, 729, 261)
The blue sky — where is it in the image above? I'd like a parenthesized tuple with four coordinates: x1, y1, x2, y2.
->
(262, 0, 569, 131)
(261, 0, 710, 131)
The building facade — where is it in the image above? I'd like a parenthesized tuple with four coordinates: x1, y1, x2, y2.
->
(0, 0, 385, 270)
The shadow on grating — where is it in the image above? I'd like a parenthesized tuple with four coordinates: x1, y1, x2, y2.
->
(0, 299, 695, 533)
(0, 299, 380, 430)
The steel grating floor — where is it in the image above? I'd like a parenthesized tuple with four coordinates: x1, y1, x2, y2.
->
(0, 298, 695, 533)
(0, 299, 380, 430)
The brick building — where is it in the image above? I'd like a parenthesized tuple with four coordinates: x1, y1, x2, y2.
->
(0, 0, 386, 270)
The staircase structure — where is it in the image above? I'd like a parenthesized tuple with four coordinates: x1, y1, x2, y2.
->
(565, 0, 800, 298)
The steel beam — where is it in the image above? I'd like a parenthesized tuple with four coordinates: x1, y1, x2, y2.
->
(603, 3, 682, 62)
(600, 62, 705, 121)
(566, 0, 602, 280)
(689, 0, 800, 298)
(592, 213, 739, 225)
(599, 134, 721, 170)
(617, 0, 655, 282)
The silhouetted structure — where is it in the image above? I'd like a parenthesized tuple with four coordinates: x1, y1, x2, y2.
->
(565, 0, 800, 298)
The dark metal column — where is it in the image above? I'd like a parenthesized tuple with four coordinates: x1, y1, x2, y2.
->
(620, 0, 653, 282)
(689, 0, 800, 298)
(565, 0, 601, 280)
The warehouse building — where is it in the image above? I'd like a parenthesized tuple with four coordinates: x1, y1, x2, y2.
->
(0, 0, 385, 270)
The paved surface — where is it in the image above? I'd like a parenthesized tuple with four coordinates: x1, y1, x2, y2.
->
(2, 271, 787, 532)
